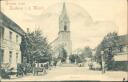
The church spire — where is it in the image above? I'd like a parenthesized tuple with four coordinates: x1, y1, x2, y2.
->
(59, 2, 70, 32)
(59, 2, 69, 22)
(62, 2, 67, 15)
(59, 2, 70, 25)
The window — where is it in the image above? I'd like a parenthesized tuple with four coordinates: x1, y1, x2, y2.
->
(9, 31, 12, 41)
(0, 28, 4, 47)
(64, 25, 67, 31)
(2, 28, 4, 40)
(16, 35, 18, 43)
(9, 51, 12, 64)
(0, 49, 4, 64)
(16, 53, 18, 63)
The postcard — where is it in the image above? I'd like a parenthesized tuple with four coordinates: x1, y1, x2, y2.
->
(0, 0, 127, 81)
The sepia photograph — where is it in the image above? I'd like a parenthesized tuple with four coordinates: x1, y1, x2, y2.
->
(0, 0, 128, 81)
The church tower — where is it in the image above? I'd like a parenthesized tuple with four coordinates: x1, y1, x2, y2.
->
(58, 3, 72, 57)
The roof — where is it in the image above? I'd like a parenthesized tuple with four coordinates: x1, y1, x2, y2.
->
(118, 34, 128, 45)
(59, 3, 70, 22)
(49, 37, 59, 46)
(0, 12, 25, 36)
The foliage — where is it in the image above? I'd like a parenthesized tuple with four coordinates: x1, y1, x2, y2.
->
(95, 32, 119, 70)
(111, 61, 128, 71)
(76, 55, 84, 63)
(16, 63, 24, 76)
(58, 47, 67, 63)
(82, 47, 92, 58)
(69, 54, 76, 63)
(21, 29, 52, 64)
(73, 47, 92, 63)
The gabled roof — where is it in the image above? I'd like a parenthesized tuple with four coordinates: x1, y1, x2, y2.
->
(0, 12, 25, 36)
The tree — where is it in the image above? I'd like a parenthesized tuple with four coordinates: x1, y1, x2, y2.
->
(82, 47, 92, 58)
(69, 54, 76, 63)
(95, 44, 102, 69)
(58, 47, 67, 63)
(95, 32, 119, 70)
(20, 29, 52, 64)
(73, 47, 92, 63)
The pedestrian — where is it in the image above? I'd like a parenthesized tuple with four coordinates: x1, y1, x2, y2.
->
(35, 62, 38, 76)
(16, 63, 23, 77)
(54, 61, 57, 67)
(32, 62, 36, 76)
(43, 65, 47, 75)
(23, 64, 27, 75)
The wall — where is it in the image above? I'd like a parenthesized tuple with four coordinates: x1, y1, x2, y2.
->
(2, 26, 22, 69)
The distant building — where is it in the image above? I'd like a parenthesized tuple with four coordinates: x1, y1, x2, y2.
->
(94, 34, 128, 70)
(113, 34, 128, 71)
(50, 3, 72, 60)
(118, 34, 128, 53)
(114, 34, 128, 61)
(0, 12, 25, 69)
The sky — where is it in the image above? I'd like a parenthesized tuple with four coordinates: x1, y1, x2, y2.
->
(1, 0, 127, 51)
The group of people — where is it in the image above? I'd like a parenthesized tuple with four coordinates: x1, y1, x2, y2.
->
(0, 60, 58, 79)
(17, 60, 58, 77)
(16, 63, 28, 77)
(32, 61, 50, 76)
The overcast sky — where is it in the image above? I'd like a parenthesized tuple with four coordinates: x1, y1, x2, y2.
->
(1, 0, 127, 51)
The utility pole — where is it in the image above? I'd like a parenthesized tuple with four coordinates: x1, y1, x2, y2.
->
(101, 51, 105, 74)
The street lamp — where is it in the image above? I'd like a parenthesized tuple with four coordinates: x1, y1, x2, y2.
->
(101, 50, 105, 74)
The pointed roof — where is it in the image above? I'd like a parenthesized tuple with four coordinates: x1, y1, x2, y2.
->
(62, 2, 67, 15)
(59, 2, 69, 21)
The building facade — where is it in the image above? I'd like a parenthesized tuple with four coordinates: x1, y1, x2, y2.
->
(114, 34, 128, 61)
(50, 3, 72, 61)
(0, 12, 25, 69)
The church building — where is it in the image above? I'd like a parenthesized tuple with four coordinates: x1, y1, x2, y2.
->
(50, 3, 72, 61)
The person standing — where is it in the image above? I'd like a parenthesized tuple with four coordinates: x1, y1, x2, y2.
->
(32, 62, 36, 76)
(43, 64, 47, 75)
(35, 62, 38, 76)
